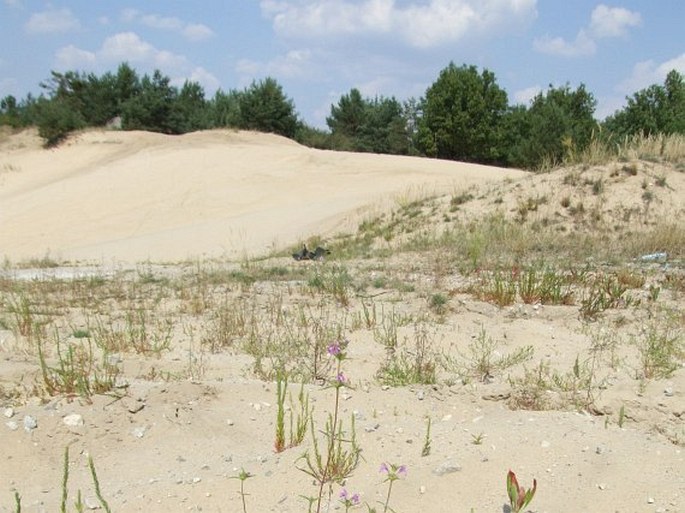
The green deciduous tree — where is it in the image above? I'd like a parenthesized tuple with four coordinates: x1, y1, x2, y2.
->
(604, 70, 685, 137)
(416, 63, 508, 163)
(506, 83, 597, 169)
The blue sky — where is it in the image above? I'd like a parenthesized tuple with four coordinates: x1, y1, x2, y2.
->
(1, 1, 683, 128)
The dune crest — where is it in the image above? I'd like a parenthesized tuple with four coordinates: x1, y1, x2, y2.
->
(0, 129, 524, 263)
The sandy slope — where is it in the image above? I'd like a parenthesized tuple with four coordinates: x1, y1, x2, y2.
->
(0, 129, 525, 264)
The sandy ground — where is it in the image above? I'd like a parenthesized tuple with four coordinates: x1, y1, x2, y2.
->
(0, 129, 683, 513)
(0, 129, 524, 264)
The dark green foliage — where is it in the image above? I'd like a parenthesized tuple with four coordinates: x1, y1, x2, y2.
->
(326, 88, 410, 154)
(170, 80, 211, 133)
(604, 70, 685, 137)
(35, 96, 85, 147)
(506, 84, 597, 169)
(416, 63, 508, 163)
(238, 77, 300, 138)
(121, 70, 178, 133)
(211, 88, 242, 128)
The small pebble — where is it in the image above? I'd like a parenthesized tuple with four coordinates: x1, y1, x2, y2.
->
(433, 461, 462, 476)
(419, 486, 426, 494)
(3, 408, 14, 418)
(63, 413, 84, 427)
(541, 440, 550, 448)
(598, 483, 607, 490)
(23, 416, 37, 432)
(647, 497, 655, 504)
(131, 426, 146, 438)
(6, 420, 18, 431)
(663, 387, 673, 397)
(226, 419, 234, 426)
(417, 390, 425, 400)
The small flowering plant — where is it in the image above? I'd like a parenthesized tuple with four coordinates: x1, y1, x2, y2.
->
(506, 470, 537, 513)
(339, 488, 361, 512)
(379, 462, 407, 513)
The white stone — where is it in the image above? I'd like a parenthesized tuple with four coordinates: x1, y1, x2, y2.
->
(23, 415, 37, 432)
(3, 408, 14, 418)
(63, 414, 84, 427)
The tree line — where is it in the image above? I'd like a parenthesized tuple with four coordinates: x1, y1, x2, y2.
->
(1, 62, 683, 170)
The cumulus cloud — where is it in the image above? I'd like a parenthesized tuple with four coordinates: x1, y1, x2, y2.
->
(236, 49, 314, 81)
(513, 85, 542, 105)
(534, 29, 596, 57)
(121, 8, 214, 41)
(55, 45, 97, 69)
(618, 52, 685, 93)
(25, 7, 80, 34)
(53, 32, 220, 94)
(260, 0, 537, 48)
(534, 3, 640, 58)
(589, 4, 641, 38)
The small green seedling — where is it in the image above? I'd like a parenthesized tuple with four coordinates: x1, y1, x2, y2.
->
(506, 469, 537, 513)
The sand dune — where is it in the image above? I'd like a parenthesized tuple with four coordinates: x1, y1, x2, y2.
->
(0, 129, 525, 263)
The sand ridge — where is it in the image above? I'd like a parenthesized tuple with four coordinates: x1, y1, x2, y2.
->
(0, 129, 525, 264)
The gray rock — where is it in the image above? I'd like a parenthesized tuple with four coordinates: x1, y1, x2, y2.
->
(23, 415, 37, 432)
(6, 420, 18, 431)
(433, 461, 462, 476)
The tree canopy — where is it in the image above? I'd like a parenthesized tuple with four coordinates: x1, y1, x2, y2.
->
(2, 62, 682, 169)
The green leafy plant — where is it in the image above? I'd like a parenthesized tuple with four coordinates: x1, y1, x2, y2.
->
(231, 468, 254, 513)
(298, 339, 362, 513)
(506, 470, 537, 513)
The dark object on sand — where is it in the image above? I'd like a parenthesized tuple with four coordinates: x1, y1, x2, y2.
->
(292, 244, 331, 261)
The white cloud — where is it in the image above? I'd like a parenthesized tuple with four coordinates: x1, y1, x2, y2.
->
(121, 9, 214, 42)
(618, 53, 685, 93)
(25, 7, 80, 34)
(260, 0, 537, 48)
(182, 24, 214, 42)
(589, 4, 641, 38)
(53, 32, 221, 93)
(534, 4, 640, 58)
(236, 49, 314, 81)
(54, 32, 190, 75)
(186, 67, 221, 93)
(533, 29, 596, 57)
(513, 85, 542, 105)
(55, 45, 97, 69)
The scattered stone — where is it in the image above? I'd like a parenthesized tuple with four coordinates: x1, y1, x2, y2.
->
(417, 390, 425, 400)
(63, 413, 84, 427)
(419, 486, 426, 494)
(3, 407, 14, 418)
(125, 400, 145, 414)
(433, 461, 462, 476)
(6, 420, 18, 431)
(84, 496, 101, 510)
(647, 497, 655, 504)
(381, 385, 390, 391)
(226, 419, 234, 426)
(253, 403, 262, 412)
(595, 445, 606, 455)
(364, 424, 380, 433)
(441, 414, 452, 422)
(597, 483, 607, 490)
(131, 426, 146, 438)
(192, 477, 201, 484)
(23, 415, 37, 432)
(664, 387, 674, 397)
(541, 440, 551, 448)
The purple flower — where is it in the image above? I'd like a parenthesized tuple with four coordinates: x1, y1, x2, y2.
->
(350, 493, 360, 505)
(327, 343, 341, 356)
(398, 465, 407, 476)
(379, 462, 389, 474)
(380, 462, 407, 481)
(340, 488, 349, 500)
(336, 372, 348, 385)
